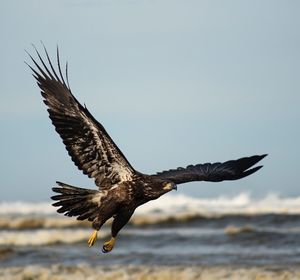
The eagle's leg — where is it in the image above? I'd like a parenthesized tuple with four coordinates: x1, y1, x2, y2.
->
(88, 218, 106, 248)
(88, 230, 98, 247)
(102, 210, 134, 253)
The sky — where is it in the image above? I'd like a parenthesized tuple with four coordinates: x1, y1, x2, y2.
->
(0, 0, 299, 201)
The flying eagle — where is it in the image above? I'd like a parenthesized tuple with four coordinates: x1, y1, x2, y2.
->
(27, 47, 266, 253)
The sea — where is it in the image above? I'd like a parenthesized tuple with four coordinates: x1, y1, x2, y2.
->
(1, 192, 300, 280)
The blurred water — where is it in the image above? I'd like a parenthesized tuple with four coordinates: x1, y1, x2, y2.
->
(1, 193, 300, 271)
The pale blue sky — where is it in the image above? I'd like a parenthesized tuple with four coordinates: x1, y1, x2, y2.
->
(0, 0, 299, 201)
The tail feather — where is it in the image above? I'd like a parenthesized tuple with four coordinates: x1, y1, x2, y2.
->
(51, 181, 101, 221)
(52, 196, 86, 206)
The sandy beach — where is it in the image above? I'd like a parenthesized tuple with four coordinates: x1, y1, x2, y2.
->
(1, 264, 300, 280)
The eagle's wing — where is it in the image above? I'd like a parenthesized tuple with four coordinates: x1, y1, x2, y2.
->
(27, 47, 135, 189)
(153, 154, 267, 184)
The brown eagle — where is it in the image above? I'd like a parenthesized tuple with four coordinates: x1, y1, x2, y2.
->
(27, 46, 266, 253)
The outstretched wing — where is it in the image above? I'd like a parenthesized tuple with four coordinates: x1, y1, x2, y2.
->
(153, 154, 267, 184)
(27, 46, 135, 189)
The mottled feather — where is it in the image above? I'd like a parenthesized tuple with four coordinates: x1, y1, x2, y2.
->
(27, 47, 135, 190)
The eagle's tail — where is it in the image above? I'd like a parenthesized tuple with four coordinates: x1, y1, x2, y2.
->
(51, 181, 100, 221)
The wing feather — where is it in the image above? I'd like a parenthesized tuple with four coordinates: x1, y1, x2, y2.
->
(154, 154, 267, 184)
(27, 46, 135, 189)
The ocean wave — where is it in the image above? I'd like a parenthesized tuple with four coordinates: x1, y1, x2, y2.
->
(1, 193, 300, 231)
(224, 225, 255, 235)
(0, 202, 54, 216)
(1, 264, 299, 280)
(0, 216, 90, 230)
(2, 193, 300, 217)
(3, 224, 300, 247)
(135, 193, 300, 216)
(224, 225, 300, 236)
(0, 214, 194, 230)
(2, 212, 300, 230)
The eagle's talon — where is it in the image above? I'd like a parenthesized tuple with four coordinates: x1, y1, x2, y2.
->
(102, 246, 110, 253)
(88, 230, 98, 247)
(102, 237, 115, 253)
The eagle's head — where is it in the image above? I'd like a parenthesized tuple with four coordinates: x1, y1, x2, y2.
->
(143, 178, 177, 200)
(162, 181, 177, 192)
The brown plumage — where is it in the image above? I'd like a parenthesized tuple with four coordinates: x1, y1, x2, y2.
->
(27, 46, 267, 253)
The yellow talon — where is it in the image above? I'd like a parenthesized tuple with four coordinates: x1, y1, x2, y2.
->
(102, 237, 116, 253)
(88, 230, 98, 247)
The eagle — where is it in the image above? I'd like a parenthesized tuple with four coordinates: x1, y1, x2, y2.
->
(27, 46, 266, 253)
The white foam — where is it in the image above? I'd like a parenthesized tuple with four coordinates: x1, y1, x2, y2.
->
(0, 229, 109, 246)
(0, 201, 54, 216)
(135, 192, 300, 216)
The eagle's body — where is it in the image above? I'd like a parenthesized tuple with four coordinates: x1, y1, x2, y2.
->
(27, 46, 266, 253)
(54, 174, 172, 234)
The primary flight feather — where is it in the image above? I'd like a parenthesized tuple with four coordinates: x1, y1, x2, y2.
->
(27, 46, 267, 253)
